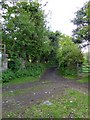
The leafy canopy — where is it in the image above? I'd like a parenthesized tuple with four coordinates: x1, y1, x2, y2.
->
(2, 1, 51, 64)
(72, 1, 90, 43)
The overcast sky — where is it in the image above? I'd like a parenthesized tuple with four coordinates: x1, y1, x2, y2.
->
(41, 0, 89, 36)
(0, 0, 89, 52)
(0, 0, 88, 36)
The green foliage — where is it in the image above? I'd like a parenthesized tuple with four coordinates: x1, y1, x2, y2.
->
(83, 52, 90, 64)
(2, 1, 86, 77)
(64, 74, 78, 80)
(60, 68, 77, 76)
(45, 31, 62, 64)
(48, 30, 61, 46)
(72, 1, 90, 43)
(2, 69, 15, 83)
(56, 36, 84, 75)
(2, 63, 45, 83)
(2, 1, 51, 65)
(15, 63, 45, 78)
(8, 59, 22, 71)
(78, 76, 90, 83)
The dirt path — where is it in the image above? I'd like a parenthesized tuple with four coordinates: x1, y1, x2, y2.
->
(2, 67, 88, 118)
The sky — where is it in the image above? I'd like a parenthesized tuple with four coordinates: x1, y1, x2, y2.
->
(0, 0, 89, 53)
(0, 0, 88, 36)
(41, 0, 89, 36)
(40, 0, 89, 53)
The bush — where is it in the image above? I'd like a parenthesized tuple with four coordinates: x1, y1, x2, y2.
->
(15, 69, 29, 78)
(26, 63, 45, 77)
(2, 69, 16, 83)
(8, 59, 22, 71)
(2, 63, 46, 83)
(56, 37, 84, 75)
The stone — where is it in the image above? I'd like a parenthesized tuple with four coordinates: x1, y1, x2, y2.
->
(43, 101, 53, 105)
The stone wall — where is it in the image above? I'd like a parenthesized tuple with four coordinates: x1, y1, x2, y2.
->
(2, 54, 8, 71)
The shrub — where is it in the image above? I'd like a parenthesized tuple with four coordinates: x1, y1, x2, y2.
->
(26, 63, 45, 77)
(15, 69, 29, 78)
(8, 59, 22, 71)
(56, 37, 84, 75)
(2, 63, 46, 83)
(2, 69, 15, 83)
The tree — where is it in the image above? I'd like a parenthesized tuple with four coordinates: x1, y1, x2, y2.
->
(72, 1, 90, 44)
(2, 1, 51, 68)
(46, 30, 62, 63)
(56, 35, 84, 75)
(48, 31, 61, 46)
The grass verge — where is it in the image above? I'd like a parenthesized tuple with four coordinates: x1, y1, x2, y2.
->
(24, 89, 88, 118)
(5, 89, 89, 118)
(3, 76, 39, 86)
(64, 75, 78, 80)
(78, 76, 90, 83)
